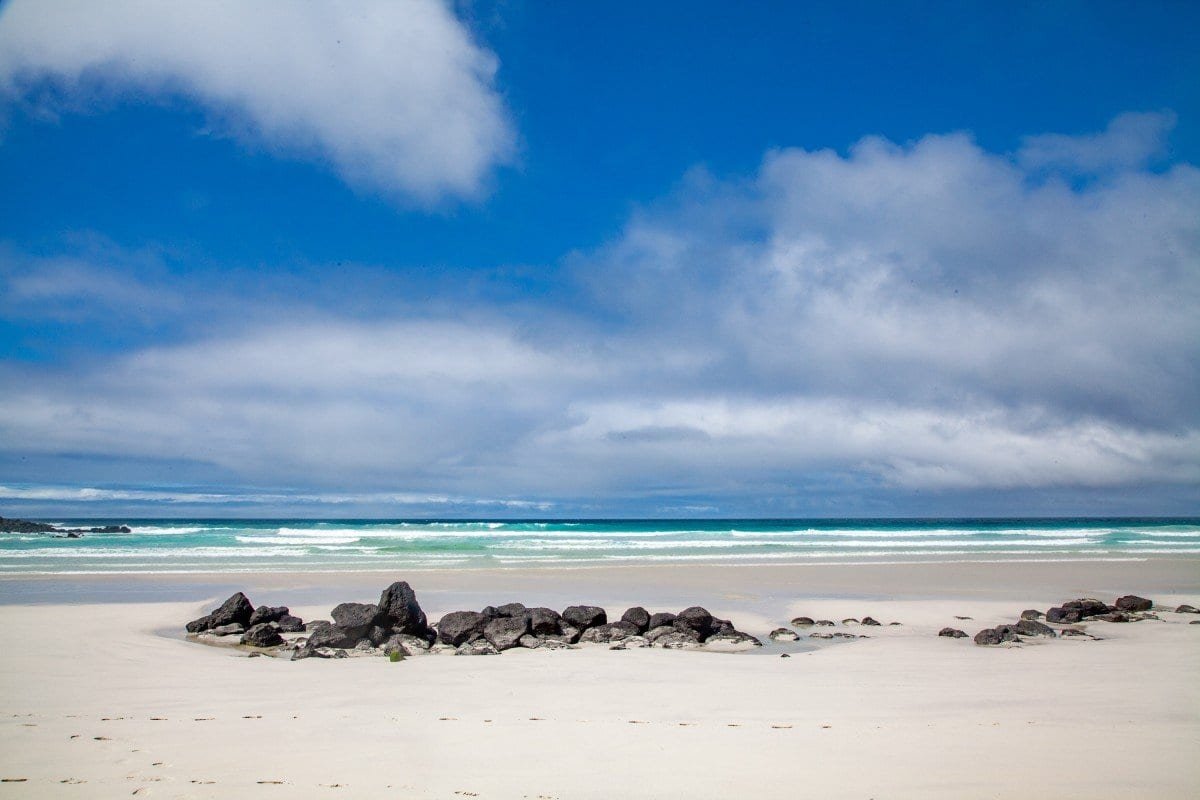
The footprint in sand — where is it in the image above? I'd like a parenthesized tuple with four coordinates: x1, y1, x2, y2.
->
(190, 780, 215, 785)
(527, 717, 543, 721)
(257, 780, 286, 785)
(59, 779, 85, 784)
(771, 725, 793, 729)
(194, 717, 214, 722)
(242, 715, 262, 719)
(149, 718, 167, 722)
(438, 717, 457, 721)
(628, 720, 649, 724)
(93, 736, 110, 741)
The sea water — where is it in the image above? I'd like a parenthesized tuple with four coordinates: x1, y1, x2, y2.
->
(1, 518, 1198, 574)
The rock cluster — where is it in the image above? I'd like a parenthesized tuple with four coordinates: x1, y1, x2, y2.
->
(0, 516, 131, 537)
(186, 584, 764, 659)
(971, 594, 1167, 646)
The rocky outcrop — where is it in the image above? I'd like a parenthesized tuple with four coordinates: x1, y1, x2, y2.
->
(304, 621, 358, 650)
(484, 616, 529, 651)
(378, 581, 430, 637)
(673, 606, 714, 637)
(1114, 595, 1153, 612)
(647, 612, 677, 629)
(186, 592, 254, 633)
(621, 607, 651, 633)
(562, 605, 607, 631)
(248, 605, 290, 627)
(241, 623, 284, 648)
(331, 603, 381, 641)
(974, 625, 1019, 646)
(277, 614, 305, 633)
(0, 517, 132, 535)
(527, 607, 564, 636)
(495, 602, 527, 618)
(579, 621, 639, 643)
(1014, 619, 1056, 637)
(437, 611, 490, 646)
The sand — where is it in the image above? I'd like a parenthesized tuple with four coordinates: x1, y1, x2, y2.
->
(1, 559, 1198, 798)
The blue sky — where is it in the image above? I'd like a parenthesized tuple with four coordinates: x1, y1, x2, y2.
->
(0, 0, 1197, 518)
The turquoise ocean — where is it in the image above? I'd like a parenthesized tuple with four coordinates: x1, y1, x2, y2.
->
(1, 518, 1198, 575)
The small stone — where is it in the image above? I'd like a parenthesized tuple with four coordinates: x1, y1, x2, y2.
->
(815, 620, 835, 627)
(768, 628, 799, 641)
(938, 627, 968, 638)
(790, 617, 815, 626)
(861, 617, 881, 626)
(1174, 604, 1198, 614)
(1020, 609, 1044, 620)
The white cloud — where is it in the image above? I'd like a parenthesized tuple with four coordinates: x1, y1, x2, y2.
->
(1017, 110, 1176, 174)
(0, 0, 514, 201)
(1, 114, 1197, 510)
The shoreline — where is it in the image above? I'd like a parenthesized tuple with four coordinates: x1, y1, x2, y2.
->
(3, 557, 1198, 607)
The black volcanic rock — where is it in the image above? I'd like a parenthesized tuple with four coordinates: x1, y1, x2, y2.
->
(331, 602, 381, 640)
(484, 616, 529, 650)
(248, 605, 290, 627)
(186, 592, 254, 633)
(673, 607, 714, 638)
(527, 607, 563, 636)
(0, 516, 58, 533)
(437, 611, 490, 646)
(621, 607, 651, 633)
(377, 581, 429, 635)
(648, 612, 677, 629)
(1114, 595, 1153, 612)
(496, 602, 527, 618)
(562, 605, 607, 631)
(1014, 619, 1056, 637)
(938, 628, 968, 638)
(276, 614, 305, 633)
(241, 623, 284, 648)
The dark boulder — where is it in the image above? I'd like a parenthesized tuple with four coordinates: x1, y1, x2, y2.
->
(710, 618, 735, 634)
(579, 621, 639, 644)
(1046, 607, 1081, 624)
(768, 628, 799, 641)
(484, 615, 530, 651)
(562, 605, 607, 630)
(648, 612, 677, 629)
(791, 617, 815, 626)
(643, 625, 678, 643)
(974, 626, 1018, 646)
(305, 621, 358, 650)
(1097, 612, 1130, 623)
(621, 607, 651, 633)
(368, 625, 394, 646)
(186, 592, 254, 633)
(1020, 609, 1043, 620)
(527, 607, 563, 636)
(331, 602, 381, 639)
(1014, 619, 1056, 637)
(496, 602, 528, 618)
(938, 627, 968, 638)
(1114, 595, 1152, 612)
(673, 607, 714, 638)
(276, 614, 305, 633)
(241, 623, 283, 648)
(1062, 598, 1110, 618)
(1176, 604, 1199, 614)
(545, 622, 582, 644)
(248, 605, 289, 627)
(377, 581, 428, 635)
(437, 611, 490, 646)
(481, 606, 500, 618)
(861, 617, 881, 626)
(0, 516, 58, 533)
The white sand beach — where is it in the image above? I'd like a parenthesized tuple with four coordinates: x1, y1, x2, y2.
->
(1, 560, 1198, 799)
